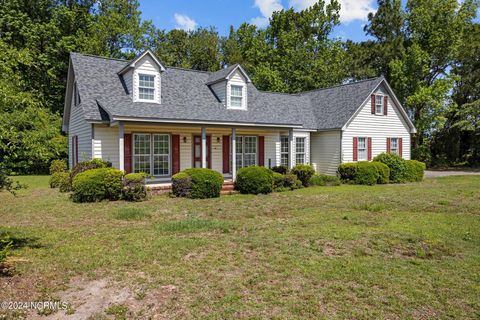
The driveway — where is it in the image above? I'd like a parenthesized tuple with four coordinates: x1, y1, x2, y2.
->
(425, 170, 480, 178)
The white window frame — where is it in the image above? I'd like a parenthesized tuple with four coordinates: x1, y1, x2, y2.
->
(133, 133, 170, 176)
(390, 137, 399, 154)
(138, 73, 156, 102)
(234, 135, 257, 169)
(280, 136, 289, 167)
(229, 84, 245, 110)
(375, 94, 384, 115)
(295, 137, 306, 165)
(358, 137, 367, 161)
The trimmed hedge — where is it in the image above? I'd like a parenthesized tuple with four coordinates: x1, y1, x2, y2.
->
(122, 173, 147, 202)
(271, 165, 289, 175)
(49, 159, 67, 175)
(372, 162, 390, 184)
(405, 160, 426, 182)
(272, 172, 285, 191)
(290, 164, 315, 187)
(49, 172, 70, 188)
(172, 168, 223, 199)
(338, 162, 379, 185)
(71, 168, 123, 203)
(273, 172, 302, 192)
(337, 163, 358, 181)
(235, 166, 273, 194)
(373, 153, 407, 183)
(309, 174, 341, 186)
(70, 158, 111, 182)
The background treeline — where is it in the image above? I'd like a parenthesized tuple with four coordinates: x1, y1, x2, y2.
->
(0, 0, 478, 174)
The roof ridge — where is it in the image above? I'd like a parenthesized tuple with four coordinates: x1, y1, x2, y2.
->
(71, 52, 128, 62)
(256, 89, 301, 97)
(300, 77, 384, 94)
(166, 66, 211, 74)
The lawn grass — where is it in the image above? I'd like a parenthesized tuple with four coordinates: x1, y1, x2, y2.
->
(1, 175, 479, 319)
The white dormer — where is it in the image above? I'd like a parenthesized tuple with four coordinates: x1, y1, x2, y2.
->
(206, 64, 251, 110)
(118, 49, 165, 104)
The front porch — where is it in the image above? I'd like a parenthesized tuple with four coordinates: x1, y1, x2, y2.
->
(96, 122, 311, 182)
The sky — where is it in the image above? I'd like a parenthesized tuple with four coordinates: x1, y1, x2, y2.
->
(139, 0, 378, 42)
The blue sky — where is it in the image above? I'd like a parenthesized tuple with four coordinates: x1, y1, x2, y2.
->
(139, 0, 378, 42)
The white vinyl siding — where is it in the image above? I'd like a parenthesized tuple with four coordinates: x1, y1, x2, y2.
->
(264, 132, 280, 168)
(68, 80, 92, 168)
(93, 125, 119, 168)
(227, 70, 247, 110)
(342, 85, 411, 162)
(211, 81, 227, 103)
(123, 69, 133, 95)
(132, 55, 161, 103)
(310, 131, 341, 175)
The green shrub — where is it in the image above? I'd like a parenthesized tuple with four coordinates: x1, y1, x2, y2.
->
(372, 162, 390, 184)
(49, 172, 70, 188)
(272, 172, 285, 191)
(49, 159, 67, 175)
(405, 160, 426, 182)
(70, 158, 111, 182)
(71, 168, 123, 203)
(173, 168, 224, 199)
(355, 162, 379, 186)
(290, 164, 315, 187)
(235, 166, 273, 194)
(309, 174, 341, 186)
(337, 163, 358, 182)
(122, 173, 147, 202)
(172, 172, 192, 198)
(373, 153, 408, 183)
(271, 165, 289, 175)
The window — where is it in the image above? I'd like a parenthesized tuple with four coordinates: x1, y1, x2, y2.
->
(358, 137, 367, 161)
(390, 137, 398, 154)
(139, 74, 155, 100)
(295, 137, 305, 165)
(375, 95, 384, 114)
(133, 133, 170, 176)
(230, 85, 243, 108)
(235, 136, 257, 169)
(280, 136, 289, 167)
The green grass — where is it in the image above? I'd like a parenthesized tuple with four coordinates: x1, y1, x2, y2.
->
(1, 175, 480, 319)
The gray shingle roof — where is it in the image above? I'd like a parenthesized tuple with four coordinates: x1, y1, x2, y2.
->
(205, 64, 239, 84)
(69, 52, 389, 130)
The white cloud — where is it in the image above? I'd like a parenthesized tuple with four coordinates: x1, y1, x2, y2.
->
(251, 0, 284, 27)
(174, 13, 197, 31)
(288, 0, 376, 23)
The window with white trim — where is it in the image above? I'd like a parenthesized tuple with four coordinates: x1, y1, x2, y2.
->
(375, 95, 384, 114)
(230, 85, 243, 108)
(358, 137, 367, 161)
(280, 136, 289, 167)
(390, 137, 398, 154)
(295, 137, 305, 165)
(235, 136, 257, 169)
(133, 133, 170, 176)
(139, 74, 155, 100)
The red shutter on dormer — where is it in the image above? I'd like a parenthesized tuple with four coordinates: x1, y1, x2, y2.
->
(171, 135, 180, 174)
(399, 138, 403, 158)
(368, 137, 372, 161)
(384, 96, 388, 115)
(124, 133, 132, 173)
(353, 137, 358, 161)
(386, 138, 391, 154)
(258, 136, 265, 166)
(222, 135, 230, 173)
(371, 95, 375, 114)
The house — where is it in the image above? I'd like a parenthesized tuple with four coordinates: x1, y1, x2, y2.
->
(62, 49, 416, 182)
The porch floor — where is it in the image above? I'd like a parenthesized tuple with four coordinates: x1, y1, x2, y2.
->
(147, 179, 236, 195)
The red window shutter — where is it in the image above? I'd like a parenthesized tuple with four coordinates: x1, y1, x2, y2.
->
(399, 138, 403, 158)
(258, 136, 265, 166)
(171, 135, 180, 174)
(75, 135, 79, 164)
(124, 133, 132, 173)
(384, 96, 388, 115)
(386, 138, 391, 153)
(353, 137, 358, 161)
(371, 95, 376, 114)
(368, 137, 372, 161)
(207, 135, 212, 169)
(222, 135, 230, 173)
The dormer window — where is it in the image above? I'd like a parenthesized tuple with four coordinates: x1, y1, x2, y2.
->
(139, 74, 155, 101)
(230, 85, 244, 108)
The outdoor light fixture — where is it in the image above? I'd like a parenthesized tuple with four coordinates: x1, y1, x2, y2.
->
(183, 136, 187, 143)
(216, 137, 220, 143)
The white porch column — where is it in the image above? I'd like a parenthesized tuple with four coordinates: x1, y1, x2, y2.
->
(231, 128, 237, 179)
(201, 126, 207, 168)
(118, 121, 125, 172)
(288, 128, 294, 169)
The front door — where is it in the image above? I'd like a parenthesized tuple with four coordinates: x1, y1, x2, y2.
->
(193, 135, 211, 168)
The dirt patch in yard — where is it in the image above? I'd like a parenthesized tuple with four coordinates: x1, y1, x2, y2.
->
(26, 277, 187, 320)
